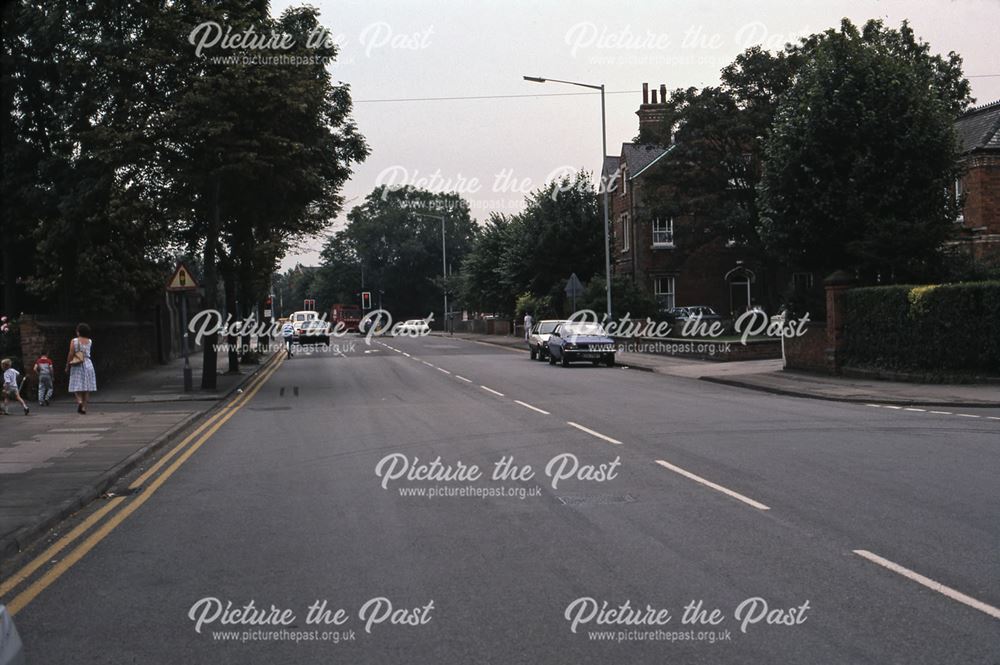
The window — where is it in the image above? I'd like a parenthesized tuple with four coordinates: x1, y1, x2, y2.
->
(955, 177, 965, 224)
(620, 169, 628, 197)
(654, 276, 675, 310)
(792, 272, 813, 290)
(620, 213, 630, 252)
(652, 218, 674, 247)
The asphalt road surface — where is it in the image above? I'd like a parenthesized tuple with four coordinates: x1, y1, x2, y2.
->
(7, 335, 1000, 664)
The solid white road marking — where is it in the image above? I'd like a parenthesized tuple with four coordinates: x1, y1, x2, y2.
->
(853, 550, 1000, 620)
(436, 367, 451, 375)
(514, 400, 550, 415)
(654, 459, 771, 511)
(566, 421, 622, 446)
(455, 375, 472, 383)
(480, 386, 504, 397)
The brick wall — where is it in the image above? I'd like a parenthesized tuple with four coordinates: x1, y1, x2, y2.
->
(18, 317, 158, 395)
(783, 322, 829, 373)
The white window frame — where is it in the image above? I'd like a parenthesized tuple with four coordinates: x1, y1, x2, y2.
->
(654, 276, 675, 310)
(955, 177, 965, 224)
(620, 213, 630, 252)
(620, 169, 628, 197)
(652, 217, 674, 247)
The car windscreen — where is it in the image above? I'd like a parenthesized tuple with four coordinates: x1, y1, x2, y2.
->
(560, 323, 607, 336)
(538, 322, 560, 334)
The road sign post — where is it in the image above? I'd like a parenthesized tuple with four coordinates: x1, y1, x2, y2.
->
(565, 272, 585, 313)
(166, 263, 199, 392)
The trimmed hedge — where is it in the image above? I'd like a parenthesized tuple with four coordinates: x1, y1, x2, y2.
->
(842, 281, 1000, 373)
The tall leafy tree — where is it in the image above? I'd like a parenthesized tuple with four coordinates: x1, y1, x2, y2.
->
(759, 19, 972, 282)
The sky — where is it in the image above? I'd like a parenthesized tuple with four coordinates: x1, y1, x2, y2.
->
(270, 0, 1000, 270)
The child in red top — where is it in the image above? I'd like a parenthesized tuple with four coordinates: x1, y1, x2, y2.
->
(34, 352, 54, 405)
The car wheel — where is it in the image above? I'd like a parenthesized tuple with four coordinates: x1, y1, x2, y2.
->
(548, 351, 556, 365)
(592, 360, 600, 366)
(605, 355, 615, 367)
(561, 353, 570, 367)
(530, 347, 537, 360)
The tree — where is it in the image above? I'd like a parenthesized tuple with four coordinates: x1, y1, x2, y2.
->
(759, 19, 972, 282)
(458, 214, 515, 315)
(312, 187, 477, 320)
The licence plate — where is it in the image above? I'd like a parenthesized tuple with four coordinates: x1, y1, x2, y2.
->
(580, 353, 600, 359)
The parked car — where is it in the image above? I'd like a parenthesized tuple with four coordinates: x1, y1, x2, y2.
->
(547, 322, 616, 367)
(0, 605, 24, 665)
(662, 306, 722, 329)
(394, 319, 431, 336)
(296, 319, 331, 345)
(528, 320, 565, 361)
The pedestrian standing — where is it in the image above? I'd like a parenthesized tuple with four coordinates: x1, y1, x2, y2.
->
(281, 320, 295, 357)
(523, 312, 534, 342)
(2, 358, 29, 415)
(34, 351, 54, 405)
(66, 323, 97, 415)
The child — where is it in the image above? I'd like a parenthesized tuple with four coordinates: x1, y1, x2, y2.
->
(2, 358, 29, 415)
(34, 352, 54, 405)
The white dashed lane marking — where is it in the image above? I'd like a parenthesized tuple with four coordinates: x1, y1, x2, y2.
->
(513, 400, 550, 415)
(480, 386, 504, 397)
(654, 459, 770, 511)
(566, 421, 622, 446)
(865, 404, 996, 423)
(853, 550, 1000, 620)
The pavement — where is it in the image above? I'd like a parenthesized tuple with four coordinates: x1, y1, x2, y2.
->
(2, 335, 998, 663)
(445, 332, 1000, 407)
(0, 350, 274, 561)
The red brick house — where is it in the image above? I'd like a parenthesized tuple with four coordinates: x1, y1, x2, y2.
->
(602, 84, 790, 316)
(952, 100, 1000, 261)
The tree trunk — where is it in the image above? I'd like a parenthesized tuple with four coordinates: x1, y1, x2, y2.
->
(200, 175, 220, 390)
(224, 263, 240, 374)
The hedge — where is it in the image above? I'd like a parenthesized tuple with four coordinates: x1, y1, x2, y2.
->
(842, 281, 1000, 373)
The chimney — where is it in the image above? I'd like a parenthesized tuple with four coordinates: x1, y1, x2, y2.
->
(636, 82, 669, 143)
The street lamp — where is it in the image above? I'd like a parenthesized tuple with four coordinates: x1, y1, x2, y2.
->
(523, 75, 612, 320)
(415, 213, 449, 333)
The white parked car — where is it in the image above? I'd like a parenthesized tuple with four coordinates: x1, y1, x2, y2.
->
(0, 605, 24, 665)
(394, 319, 431, 336)
(528, 320, 566, 361)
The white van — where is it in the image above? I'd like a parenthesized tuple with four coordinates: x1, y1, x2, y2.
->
(289, 310, 319, 337)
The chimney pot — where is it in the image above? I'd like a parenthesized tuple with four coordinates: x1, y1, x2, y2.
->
(659, 84, 667, 103)
(642, 83, 648, 105)
(651, 89, 658, 104)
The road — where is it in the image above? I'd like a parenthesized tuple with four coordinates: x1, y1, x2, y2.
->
(5, 334, 999, 663)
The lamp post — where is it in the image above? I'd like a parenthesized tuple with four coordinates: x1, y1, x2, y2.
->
(523, 75, 612, 320)
(415, 213, 449, 333)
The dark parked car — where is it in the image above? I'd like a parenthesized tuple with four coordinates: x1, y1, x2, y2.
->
(547, 322, 616, 367)
(528, 320, 565, 361)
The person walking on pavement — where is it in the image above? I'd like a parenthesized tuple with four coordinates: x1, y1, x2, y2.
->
(281, 320, 295, 357)
(66, 323, 97, 414)
(2, 358, 29, 415)
(34, 351, 54, 405)
(523, 312, 533, 342)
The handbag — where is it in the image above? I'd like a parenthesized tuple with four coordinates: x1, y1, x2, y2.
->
(69, 338, 85, 366)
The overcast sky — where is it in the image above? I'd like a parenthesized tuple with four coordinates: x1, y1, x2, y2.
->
(271, 0, 1000, 269)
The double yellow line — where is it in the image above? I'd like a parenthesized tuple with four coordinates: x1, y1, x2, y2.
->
(0, 352, 285, 615)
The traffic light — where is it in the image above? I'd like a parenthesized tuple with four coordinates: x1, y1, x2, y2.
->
(361, 291, 372, 310)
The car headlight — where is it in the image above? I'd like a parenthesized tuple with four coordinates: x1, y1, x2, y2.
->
(564, 343, 577, 350)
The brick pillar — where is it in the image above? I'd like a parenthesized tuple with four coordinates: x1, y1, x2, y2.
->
(823, 270, 855, 374)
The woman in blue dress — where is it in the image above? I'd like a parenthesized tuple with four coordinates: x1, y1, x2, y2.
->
(66, 322, 97, 414)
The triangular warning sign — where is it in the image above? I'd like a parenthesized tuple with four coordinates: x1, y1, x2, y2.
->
(166, 263, 198, 291)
